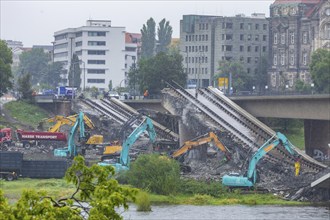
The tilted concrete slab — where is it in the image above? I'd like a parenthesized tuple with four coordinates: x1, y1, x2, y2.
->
(311, 173, 330, 188)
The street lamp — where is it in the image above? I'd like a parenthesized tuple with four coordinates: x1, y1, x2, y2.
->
(311, 83, 314, 94)
(265, 85, 268, 94)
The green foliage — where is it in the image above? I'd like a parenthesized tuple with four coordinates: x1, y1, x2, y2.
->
(46, 62, 64, 87)
(310, 49, 330, 94)
(18, 48, 49, 86)
(135, 191, 152, 212)
(178, 179, 227, 198)
(253, 56, 268, 92)
(186, 194, 213, 205)
(127, 154, 180, 195)
(0, 156, 137, 219)
(135, 52, 186, 95)
(215, 60, 252, 92)
(17, 73, 33, 101)
(295, 79, 311, 93)
(157, 19, 173, 53)
(141, 18, 156, 59)
(68, 54, 82, 89)
(4, 100, 49, 128)
(0, 40, 13, 97)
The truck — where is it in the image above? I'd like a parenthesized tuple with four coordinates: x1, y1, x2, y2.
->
(98, 117, 157, 172)
(0, 152, 22, 181)
(55, 86, 77, 99)
(222, 132, 299, 189)
(0, 128, 67, 151)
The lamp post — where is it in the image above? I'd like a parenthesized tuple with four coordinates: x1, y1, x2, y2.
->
(265, 85, 268, 95)
(311, 83, 314, 95)
(80, 60, 86, 91)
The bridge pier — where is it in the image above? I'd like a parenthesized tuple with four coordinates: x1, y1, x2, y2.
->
(305, 119, 330, 165)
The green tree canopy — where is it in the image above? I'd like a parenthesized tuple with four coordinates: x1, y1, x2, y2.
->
(0, 156, 137, 219)
(0, 40, 13, 97)
(215, 60, 253, 92)
(157, 19, 173, 53)
(47, 62, 64, 87)
(68, 54, 82, 89)
(141, 18, 156, 59)
(17, 73, 33, 101)
(310, 48, 330, 94)
(253, 56, 268, 92)
(18, 48, 49, 85)
(133, 51, 186, 95)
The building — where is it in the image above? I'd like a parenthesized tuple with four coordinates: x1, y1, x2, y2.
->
(53, 20, 127, 91)
(180, 13, 269, 89)
(5, 40, 24, 67)
(268, 0, 330, 90)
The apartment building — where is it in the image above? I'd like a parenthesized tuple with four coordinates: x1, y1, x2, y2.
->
(268, 0, 330, 90)
(53, 20, 127, 91)
(180, 14, 269, 89)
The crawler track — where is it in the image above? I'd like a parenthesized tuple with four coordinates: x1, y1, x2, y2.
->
(163, 81, 326, 172)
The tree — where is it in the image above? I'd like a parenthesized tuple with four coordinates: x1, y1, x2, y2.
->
(68, 54, 81, 89)
(0, 156, 137, 219)
(127, 154, 180, 195)
(135, 51, 186, 95)
(17, 73, 33, 100)
(157, 19, 173, 53)
(141, 18, 156, 59)
(310, 48, 330, 94)
(0, 40, 13, 97)
(215, 60, 252, 92)
(46, 62, 64, 87)
(253, 56, 268, 92)
(18, 48, 48, 85)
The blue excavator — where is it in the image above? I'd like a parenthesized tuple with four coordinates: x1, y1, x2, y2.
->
(222, 132, 300, 188)
(54, 111, 88, 158)
(98, 116, 157, 172)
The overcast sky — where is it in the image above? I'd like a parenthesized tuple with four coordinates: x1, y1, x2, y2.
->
(1, 0, 274, 47)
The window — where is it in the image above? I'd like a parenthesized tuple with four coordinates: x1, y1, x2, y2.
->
(223, 22, 233, 29)
(247, 57, 251, 63)
(206, 35, 208, 41)
(206, 23, 208, 30)
(54, 52, 68, 58)
(274, 33, 278, 44)
(88, 50, 106, 55)
(88, 31, 106, 36)
(240, 56, 244, 62)
(224, 45, 233, 51)
(263, 24, 267, 30)
(255, 46, 259, 52)
(290, 33, 295, 44)
(55, 34, 67, 40)
(255, 24, 259, 30)
(247, 46, 251, 52)
(303, 52, 307, 65)
(255, 57, 259, 63)
(88, 60, 105, 64)
(263, 35, 267, 41)
(247, 34, 252, 41)
(262, 46, 267, 52)
(205, 46, 208, 52)
(273, 54, 277, 65)
(87, 79, 105, 83)
(303, 32, 308, 44)
(240, 34, 244, 41)
(247, 23, 252, 30)
(281, 33, 285, 44)
(255, 35, 259, 41)
(88, 41, 106, 46)
(76, 41, 82, 47)
(225, 34, 233, 40)
(240, 46, 244, 51)
(186, 35, 188, 41)
(87, 69, 105, 74)
(280, 54, 285, 65)
(205, 57, 208, 63)
(76, 32, 82, 37)
(290, 54, 294, 65)
(324, 24, 330, 39)
(240, 23, 244, 29)
(54, 43, 68, 49)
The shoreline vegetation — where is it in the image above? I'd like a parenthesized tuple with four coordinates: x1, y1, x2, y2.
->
(1, 178, 313, 206)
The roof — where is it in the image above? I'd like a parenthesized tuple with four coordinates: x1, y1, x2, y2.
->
(125, 32, 141, 44)
(273, 0, 321, 5)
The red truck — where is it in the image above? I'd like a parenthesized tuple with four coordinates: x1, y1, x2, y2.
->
(0, 128, 67, 151)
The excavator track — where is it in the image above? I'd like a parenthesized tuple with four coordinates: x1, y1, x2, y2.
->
(163, 81, 326, 173)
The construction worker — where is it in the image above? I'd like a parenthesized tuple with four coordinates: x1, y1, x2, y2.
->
(143, 89, 149, 99)
(294, 156, 301, 176)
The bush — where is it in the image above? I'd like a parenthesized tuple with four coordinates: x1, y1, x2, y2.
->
(126, 154, 180, 195)
(135, 191, 152, 212)
(186, 194, 213, 205)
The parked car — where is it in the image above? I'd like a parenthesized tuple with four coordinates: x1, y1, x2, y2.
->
(107, 91, 119, 99)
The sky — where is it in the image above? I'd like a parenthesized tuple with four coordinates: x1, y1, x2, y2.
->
(1, 0, 274, 47)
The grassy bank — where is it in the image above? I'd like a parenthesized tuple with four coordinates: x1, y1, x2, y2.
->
(1, 178, 305, 206)
(3, 100, 49, 129)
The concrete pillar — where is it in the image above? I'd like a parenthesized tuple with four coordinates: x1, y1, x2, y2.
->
(304, 119, 330, 165)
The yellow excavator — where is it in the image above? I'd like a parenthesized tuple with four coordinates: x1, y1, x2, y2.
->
(40, 114, 103, 146)
(172, 132, 231, 168)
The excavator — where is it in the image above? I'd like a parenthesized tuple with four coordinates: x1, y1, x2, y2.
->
(54, 112, 93, 158)
(98, 117, 157, 172)
(222, 132, 300, 189)
(172, 131, 231, 160)
(40, 114, 103, 146)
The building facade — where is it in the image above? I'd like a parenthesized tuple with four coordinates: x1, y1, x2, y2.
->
(268, 0, 330, 90)
(180, 14, 269, 89)
(53, 20, 130, 91)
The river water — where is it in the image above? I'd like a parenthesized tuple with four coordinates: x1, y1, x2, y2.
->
(120, 204, 329, 220)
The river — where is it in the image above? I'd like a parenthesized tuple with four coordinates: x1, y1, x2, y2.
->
(120, 204, 329, 220)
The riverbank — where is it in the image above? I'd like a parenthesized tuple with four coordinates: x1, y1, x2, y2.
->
(1, 178, 311, 206)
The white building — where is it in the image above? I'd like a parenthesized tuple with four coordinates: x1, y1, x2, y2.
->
(5, 40, 24, 67)
(53, 20, 129, 91)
